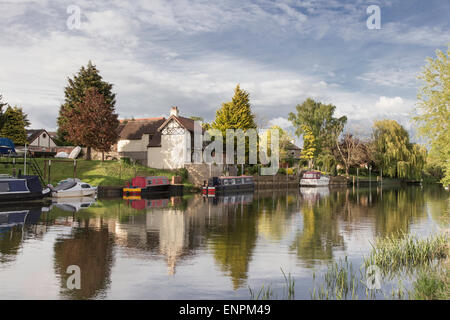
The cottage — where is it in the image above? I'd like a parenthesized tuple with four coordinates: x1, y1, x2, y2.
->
(26, 129, 57, 148)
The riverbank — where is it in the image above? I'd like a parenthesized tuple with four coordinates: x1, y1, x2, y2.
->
(0, 158, 189, 187)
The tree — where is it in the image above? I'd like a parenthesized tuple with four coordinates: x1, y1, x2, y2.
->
(288, 98, 347, 155)
(60, 87, 119, 160)
(0, 106, 30, 145)
(57, 61, 116, 145)
(259, 125, 293, 162)
(300, 125, 316, 169)
(372, 120, 426, 180)
(414, 47, 450, 185)
(333, 134, 371, 176)
(212, 84, 257, 132)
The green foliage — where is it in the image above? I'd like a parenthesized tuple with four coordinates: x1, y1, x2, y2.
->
(288, 98, 347, 155)
(57, 61, 116, 144)
(212, 84, 257, 132)
(412, 265, 449, 300)
(300, 125, 316, 167)
(414, 47, 450, 186)
(0, 105, 29, 145)
(372, 120, 426, 180)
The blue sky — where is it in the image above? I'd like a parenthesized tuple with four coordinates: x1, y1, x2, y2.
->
(0, 0, 448, 144)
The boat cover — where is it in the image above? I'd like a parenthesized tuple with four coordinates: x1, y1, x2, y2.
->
(0, 138, 15, 154)
(54, 180, 77, 191)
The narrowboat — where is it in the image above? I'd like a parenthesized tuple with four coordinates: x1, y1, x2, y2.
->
(0, 175, 51, 202)
(123, 176, 170, 196)
(299, 171, 330, 187)
(202, 176, 254, 196)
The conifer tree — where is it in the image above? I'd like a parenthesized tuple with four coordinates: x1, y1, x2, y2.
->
(57, 61, 116, 144)
(0, 106, 29, 145)
(212, 85, 257, 132)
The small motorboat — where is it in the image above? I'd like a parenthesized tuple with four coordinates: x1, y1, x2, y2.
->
(299, 171, 330, 187)
(202, 176, 254, 196)
(50, 178, 97, 198)
(0, 174, 50, 202)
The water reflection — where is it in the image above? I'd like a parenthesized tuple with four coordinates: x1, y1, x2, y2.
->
(0, 185, 447, 299)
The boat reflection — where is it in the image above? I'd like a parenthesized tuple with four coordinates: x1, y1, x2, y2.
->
(299, 186, 330, 203)
(204, 192, 254, 206)
(51, 197, 96, 212)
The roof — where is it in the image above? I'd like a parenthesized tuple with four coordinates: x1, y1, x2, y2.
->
(286, 142, 301, 150)
(118, 117, 166, 140)
(157, 115, 196, 133)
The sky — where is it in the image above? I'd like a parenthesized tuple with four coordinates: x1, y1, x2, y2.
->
(0, 0, 448, 145)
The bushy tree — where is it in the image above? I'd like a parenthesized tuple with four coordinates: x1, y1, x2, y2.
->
(288, 98, 347, 155)
(0, 106, 30, 145)
(300, 125, 316, 169)
(57, 61, 116, 144)
(60, 87, 119, 160)
(333, 134, 372, 176)
(414, 47, 450, 185)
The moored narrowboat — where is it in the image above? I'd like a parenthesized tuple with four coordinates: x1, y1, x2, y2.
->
(0, 175, 50, 202)
(123, 176, 170, 195)
(202, 176, 254, 196)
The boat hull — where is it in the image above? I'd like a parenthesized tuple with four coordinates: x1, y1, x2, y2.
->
(0, 191, 47, 202)
(52, 189, 97, 198)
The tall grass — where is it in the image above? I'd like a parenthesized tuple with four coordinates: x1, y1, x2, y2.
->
(249, 267, 295, 300)
(364, 232, 448, 275)
(310, 257, 373, 300)
(411, 264, 449, 300)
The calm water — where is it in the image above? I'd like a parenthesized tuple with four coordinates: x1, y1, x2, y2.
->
(0, 186, 448, 299)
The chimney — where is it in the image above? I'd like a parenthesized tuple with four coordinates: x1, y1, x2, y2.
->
(170, 106, 179, 117)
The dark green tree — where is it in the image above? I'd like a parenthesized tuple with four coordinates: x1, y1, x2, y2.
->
(0, 106, 30, 145)
(57, 61, 116, 144)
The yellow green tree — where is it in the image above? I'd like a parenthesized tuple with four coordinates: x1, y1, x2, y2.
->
(414, 47, 450, 186)
(372, 120, 426, 180)
(300, 125, 317, 168)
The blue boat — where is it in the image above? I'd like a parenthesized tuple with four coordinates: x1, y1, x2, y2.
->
(0, 138, 16, 155)
(0, 175, 51, 202)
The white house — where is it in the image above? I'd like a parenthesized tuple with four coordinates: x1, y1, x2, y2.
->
(26, 129, 57, 148)
(116, 107, 201, 169)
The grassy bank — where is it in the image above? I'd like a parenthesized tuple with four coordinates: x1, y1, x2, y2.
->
(0, 158, 188, 187)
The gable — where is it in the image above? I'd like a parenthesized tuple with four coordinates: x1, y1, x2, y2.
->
(161, 118, 186, 135)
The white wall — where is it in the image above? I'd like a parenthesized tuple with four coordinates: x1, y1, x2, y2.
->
(117, 134, 150, 153)
(147, 131, 191, 169)
(30, 131, 56, 147)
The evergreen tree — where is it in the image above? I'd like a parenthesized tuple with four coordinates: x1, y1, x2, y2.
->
(0, 106, 29, 145)
(60, 87, 119, 160)
(57, 61, 116, 144)
(212, 85, 257, 132)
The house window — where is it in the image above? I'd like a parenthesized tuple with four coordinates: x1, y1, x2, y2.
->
(42, 133, 47, 138)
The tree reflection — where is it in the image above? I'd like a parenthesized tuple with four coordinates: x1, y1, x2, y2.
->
(53, 218, 114, 300)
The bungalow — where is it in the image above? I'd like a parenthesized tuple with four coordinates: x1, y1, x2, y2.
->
(117, 107, 201, 169)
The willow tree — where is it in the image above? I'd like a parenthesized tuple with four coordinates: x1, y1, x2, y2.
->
(372, 120, 426, 180)
(414, 47, 450, 185)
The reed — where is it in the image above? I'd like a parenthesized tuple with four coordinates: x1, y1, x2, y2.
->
(249, 267, 295, 300)
(364, 232, 448, 275)
(411, 264, 449, 300)
(310, 257, 368, 300)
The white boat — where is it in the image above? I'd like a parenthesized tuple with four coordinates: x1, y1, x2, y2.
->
(50, 178, 97, 198)
(300, 171, 330, 187)
(52, 196, 96, 212)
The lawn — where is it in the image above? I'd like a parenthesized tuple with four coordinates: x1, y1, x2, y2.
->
(0, 157, 187, 187)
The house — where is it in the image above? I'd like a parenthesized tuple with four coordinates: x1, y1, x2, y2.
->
(26, 129, 57, 148)
(117, 107, 200, 168)
(286, 141, 301, 159)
